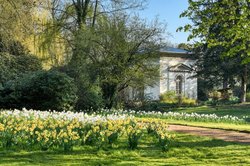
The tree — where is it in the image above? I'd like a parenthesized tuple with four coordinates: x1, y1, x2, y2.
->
(177, 43, 192, 51)
(38, 0, 164, 108)
(193, 44, 245, 100)
(75, 14, 165, 108)
(0, 0, 166, 109)
(179, 0, 250, 102)
(0, 0, 36, 40)
(38, 0, 146, 65)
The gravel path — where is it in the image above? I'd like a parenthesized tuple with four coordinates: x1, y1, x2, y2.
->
(168, 125, 250, 144)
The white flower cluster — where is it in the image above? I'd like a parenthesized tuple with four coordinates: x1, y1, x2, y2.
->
(0, 108, 247, 124)
(0, 108, 133, 124)
(97, 108, 248, 124)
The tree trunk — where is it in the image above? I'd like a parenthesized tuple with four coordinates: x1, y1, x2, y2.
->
(101, 82, 118, 109)
(240, 65, 247, 103)
(92, 0, 98, 28)
(222, 77, 228, 89)
(222, 77, 229, 100)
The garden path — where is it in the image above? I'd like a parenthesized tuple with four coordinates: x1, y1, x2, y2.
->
(168, 125, 250, 144)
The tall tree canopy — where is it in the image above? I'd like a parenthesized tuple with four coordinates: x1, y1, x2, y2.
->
(179, 0, 250, 102)
(38, 0, 147, 66)
(0, 0, 167, 109)
(40, 0, 166, 108)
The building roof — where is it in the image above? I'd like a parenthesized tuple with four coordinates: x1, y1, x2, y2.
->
(159, 47, 191, 54)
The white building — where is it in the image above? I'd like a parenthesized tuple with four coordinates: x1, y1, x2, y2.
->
(130, 47, 197, 100)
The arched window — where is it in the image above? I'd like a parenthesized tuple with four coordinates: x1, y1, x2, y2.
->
(175, 75, 183, 95)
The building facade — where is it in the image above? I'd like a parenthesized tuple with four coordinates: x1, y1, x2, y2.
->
(130, 47, 197, 100)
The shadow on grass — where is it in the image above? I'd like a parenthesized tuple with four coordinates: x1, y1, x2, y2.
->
(0, 137, 245, 166)
(172, 139, 237, 148)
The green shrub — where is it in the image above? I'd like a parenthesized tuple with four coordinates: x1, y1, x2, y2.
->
(208, 91, 221, 102)
(205, 95, 240, 106)
(181, 96, 197, 106)
(0, 70, 78, 111)
(76, 85, 103, 111)
(0, 52, 17, 84)
(160, 91, 196, 107)
(53, 66, 104, 111)
(246, 93, 250, 102)
(0, 52, 42, 84)
(126, 121, 143, 150)
(159, 91, 177, 104)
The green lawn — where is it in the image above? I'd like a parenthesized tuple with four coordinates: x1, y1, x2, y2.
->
(133, 104, 250, 132)
(167, 120, 250, 132)
(138, 117, 250, 132)
(1, 105, 250, 165)
(172, 104, 250, 118)
(154, 104, 250, 132)
(0, 133, 249, 166)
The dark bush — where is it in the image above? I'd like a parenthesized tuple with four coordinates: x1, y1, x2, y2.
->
(0, 52, 42, 84)
(75, 85, 103, 111)
(53, 66, 103, 111)
(0, 52, 19, 84)
(0, 70, 78, 111)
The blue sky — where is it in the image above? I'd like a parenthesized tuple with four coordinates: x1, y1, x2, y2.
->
(139, 0, 191, 45)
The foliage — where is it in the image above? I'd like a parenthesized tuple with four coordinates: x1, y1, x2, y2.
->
(179, 0, 250, 102)
(54, 66, 104, 111)
(246, 93, 250, 102)
(72, 14, 165, 108)
(204, 90, 240, 106)
(208, 91, 221, 106)
(137, 101, 168, 111)
(127, 92, 198, 112)
(160, 91, 177, 104)
(126, 120, 143, 149)
(0, 1, 167, 109)
(177, 43, 192, 51)
(193, 45, 243, 101)
(205, 97, 240, 106)
(192, 43, 247, 103)
(0, 38, 27, 56)
(0, 52, 17, 84)
(160, 91, 196, 107)
(0, 38, 42, 85)
(75, 85, 104, 111)
(179, 0, 250, 58)
(0, 52, 42, 85)
(0, 109, 173, 152)
(0, 0, 38, 46)
(0, 71, 77, 111)
(144, 120, 174, 151)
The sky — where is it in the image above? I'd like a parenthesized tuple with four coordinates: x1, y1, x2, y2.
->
(139, 0, 191, 45)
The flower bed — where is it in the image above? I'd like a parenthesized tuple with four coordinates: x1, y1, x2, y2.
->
(97, 109, 249, 124)
(0, 109, 172, 151)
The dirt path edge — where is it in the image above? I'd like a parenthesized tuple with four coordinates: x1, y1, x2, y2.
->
(168, 124, 250, 144)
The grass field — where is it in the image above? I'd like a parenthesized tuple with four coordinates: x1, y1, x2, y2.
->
(136, 104, 250, 132)
(0, 133, 249, 166)
(167, 120, 250, 132)
(137, 117, 250, 132)
(1, 104, 249, 165)
(161, 104, 250, 132)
